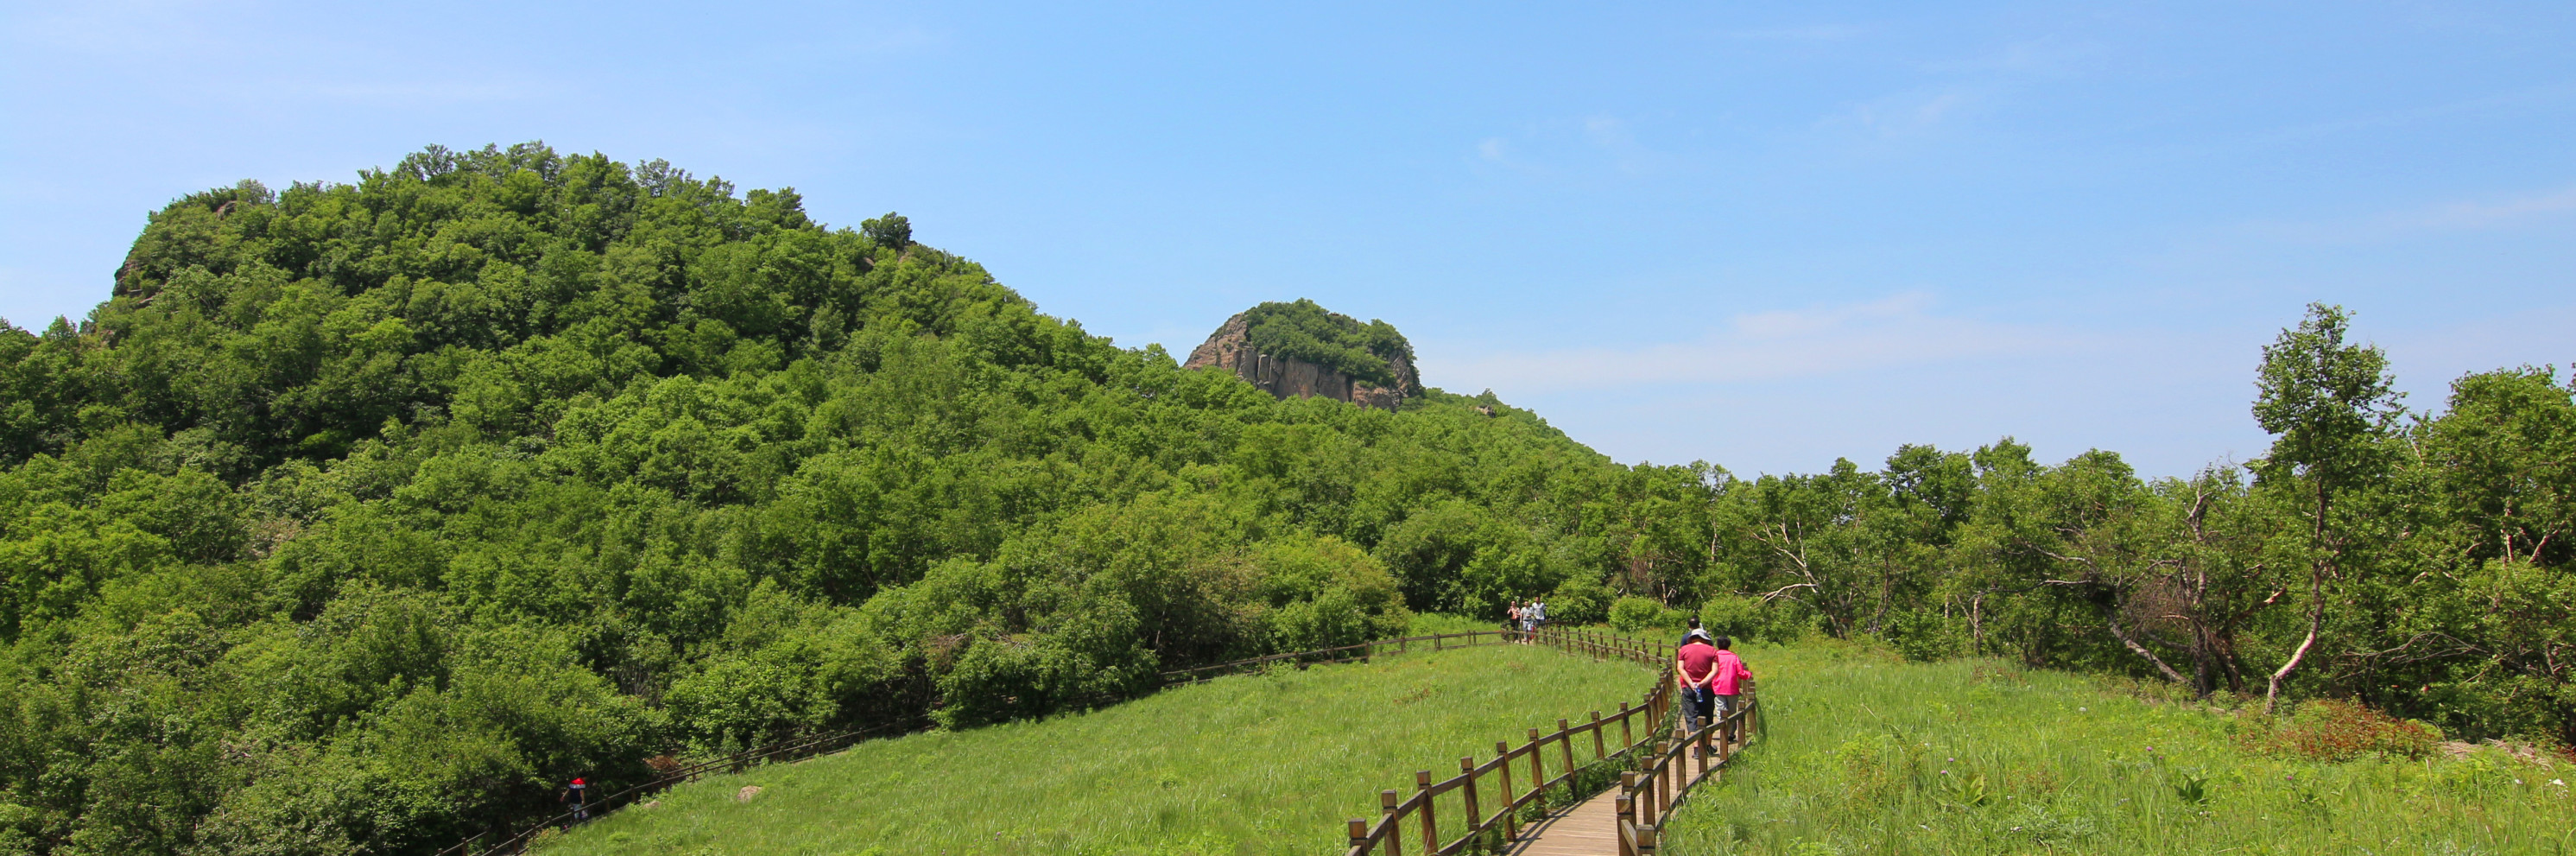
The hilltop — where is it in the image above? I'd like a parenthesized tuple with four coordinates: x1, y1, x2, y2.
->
(1183, 300, 1421, 411)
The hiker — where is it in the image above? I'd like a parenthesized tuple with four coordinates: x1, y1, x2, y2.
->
(560, 777, 589, 825)
(1529, 598, 1547, 635)
(1679, 617, 1703, 650)
(1516, 599, 1536, 643)
(1676, 632, 1752, 753)
(1674, 629, 1747, 755)
(1506, 599, 1524, 641)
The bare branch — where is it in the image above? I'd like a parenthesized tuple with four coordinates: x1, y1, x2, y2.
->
(1755, 582, 1818, 603)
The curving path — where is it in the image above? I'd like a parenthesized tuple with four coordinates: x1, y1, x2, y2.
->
(1504, 725, 1749, 856)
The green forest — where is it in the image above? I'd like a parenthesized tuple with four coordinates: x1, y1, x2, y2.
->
(0, 143, 2568, 856)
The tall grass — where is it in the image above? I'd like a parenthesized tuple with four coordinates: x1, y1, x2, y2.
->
(1660, 642, 2576, 855)
(535, 641, 1653, 856)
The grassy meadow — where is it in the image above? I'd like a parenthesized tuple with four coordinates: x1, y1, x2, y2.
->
(534, 639, 1654, 856)
(1660, 642, 2576, 856)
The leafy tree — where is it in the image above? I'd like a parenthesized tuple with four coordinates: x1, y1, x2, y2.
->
(2250, 303, 2403, 712)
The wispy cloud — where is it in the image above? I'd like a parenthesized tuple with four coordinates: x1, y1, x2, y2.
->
(297, 78, 564, 105)
(1921, 37, 2110, 76)
(2405, 185, 2576, 230)
(2244, 183, 2576, 243)
(1469, 113, 1680, 176)
(1820, 87, 1981, 138)
(1717, 24, 1869, 43)
(8, 0, 228, 56)
(1435, 293, 2082, 393)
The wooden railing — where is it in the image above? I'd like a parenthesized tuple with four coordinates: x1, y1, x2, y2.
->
(1337, 627, 1759, 856)
(1614, 694, 1756, 855)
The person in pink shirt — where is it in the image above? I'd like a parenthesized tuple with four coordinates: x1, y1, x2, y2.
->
(1706, 636, 1752, 744)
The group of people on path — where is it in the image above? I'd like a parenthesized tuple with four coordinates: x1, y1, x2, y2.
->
(1500, 597, 1750, 748)
(1674, 618, 1751, 752)
(1504, 598, 1548, 642)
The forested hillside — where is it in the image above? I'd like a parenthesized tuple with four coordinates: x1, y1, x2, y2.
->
(0, 143, 1697, 856)
(0, 143, 2568, 856)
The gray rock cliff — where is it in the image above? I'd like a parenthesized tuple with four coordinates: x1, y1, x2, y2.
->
(1181, 312, 1421, 411)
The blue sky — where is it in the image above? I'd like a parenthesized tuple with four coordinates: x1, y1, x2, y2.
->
(5, 1, 2572, 478)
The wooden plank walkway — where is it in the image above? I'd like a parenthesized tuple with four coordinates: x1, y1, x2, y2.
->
(1506, 730, 1745, 856)
(1500, 787, 1623, 855)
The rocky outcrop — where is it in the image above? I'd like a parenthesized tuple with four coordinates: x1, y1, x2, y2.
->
(1183, 313, 1421, 411)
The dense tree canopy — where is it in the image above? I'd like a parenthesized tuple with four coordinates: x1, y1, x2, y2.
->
(0, 144, 2567, 856)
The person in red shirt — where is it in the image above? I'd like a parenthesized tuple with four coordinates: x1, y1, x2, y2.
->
(1674, 631, 1753, 754)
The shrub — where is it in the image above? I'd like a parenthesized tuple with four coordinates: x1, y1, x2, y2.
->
(2239, 698, 2440, 762)
(1884, 610, 1962, 662)
(1547, 574, 1612, 626)
(1608, 596, 1665, 633)
(1699, 594, 1763, 643)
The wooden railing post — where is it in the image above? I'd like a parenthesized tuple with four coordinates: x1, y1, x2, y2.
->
(1591, 711, 1607, 760)
(1526, 728, 1546, 800)
(1694, 725, 1712, 780)
(1636, 822, 1658, 854)
(1556, 719, 1577, 796)
(1746, 682, 1759, 740)
(1348, 819, 1370, 853)
(1657, 744, 1672, 816)
(1638, 766, 1659, 827)
(1415, 770, 1437, 855)
(1618, 701, 1635, 750)
(1380, 790, 1403, 856)
(1616, 791, 1637, 856)
(1494, 740, 1519, 840)
(1459, 757, 1481, 845)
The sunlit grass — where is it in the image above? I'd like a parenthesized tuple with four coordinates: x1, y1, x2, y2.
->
(1660, 642, 2576, 856)
(536, 640, 1654, 856)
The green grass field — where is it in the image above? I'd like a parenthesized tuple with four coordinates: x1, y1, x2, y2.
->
(534, 640, 1653, 856)
(1659, 642, 2576, 856)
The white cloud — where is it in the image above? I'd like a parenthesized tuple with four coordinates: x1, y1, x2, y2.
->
(1821, 87, 1980, 138)
(9, 0, 231, 56)
(1921, 37, 2110, 76)
(2405, 185, 2576, 230)
(1581, 116, 1633, 149)
(297, 78, 563, 105)
(1432, 293, 2083, 393)
(1472, 113, 1682, 177)
(2243, 183, 2576, 243)
(1718, 24, 1867, 42)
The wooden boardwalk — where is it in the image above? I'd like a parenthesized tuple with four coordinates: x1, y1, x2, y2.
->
(1501, 787, 1623, 855)
(1331, 630, 1756, 856)
(1505, 730, 1744, 856)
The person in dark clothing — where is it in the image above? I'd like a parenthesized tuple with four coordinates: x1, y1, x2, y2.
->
(560, 777, 589, 825)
